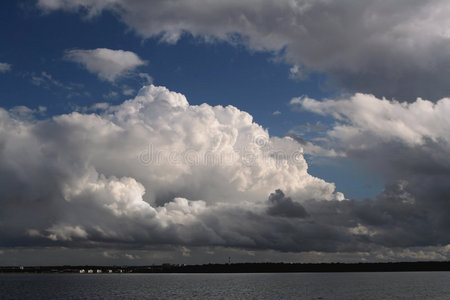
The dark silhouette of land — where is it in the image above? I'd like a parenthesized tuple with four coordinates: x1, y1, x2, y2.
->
(3, 261, 450, 273)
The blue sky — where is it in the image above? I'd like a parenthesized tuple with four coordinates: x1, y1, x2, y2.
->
(2, 0, 450, 265)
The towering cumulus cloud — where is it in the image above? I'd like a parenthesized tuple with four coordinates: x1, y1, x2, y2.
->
(38, 0, 450, 100)
(0, 85, 343, 251)
(4, 86, 450, 258)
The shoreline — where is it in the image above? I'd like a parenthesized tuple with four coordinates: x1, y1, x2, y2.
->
(2, 261, 450, 274)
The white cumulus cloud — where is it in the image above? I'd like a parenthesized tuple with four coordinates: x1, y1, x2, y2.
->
(294, 93, 450, 148)
(64, 48, 147, 82)
(0, 84, 344, 252)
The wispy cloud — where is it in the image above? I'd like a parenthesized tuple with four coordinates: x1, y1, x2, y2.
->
(0, 62, 11, 73)
(30, 71, 67, 89)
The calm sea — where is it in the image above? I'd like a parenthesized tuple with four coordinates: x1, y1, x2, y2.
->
(1, 272, 450, 299)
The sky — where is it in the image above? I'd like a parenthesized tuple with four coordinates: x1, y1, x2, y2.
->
(1, 0, 450, 265)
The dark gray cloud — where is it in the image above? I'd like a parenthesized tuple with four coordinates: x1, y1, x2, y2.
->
(38, 0, 450, 100)
(267, 189, 309, 218)
(293, 93, 450, 250)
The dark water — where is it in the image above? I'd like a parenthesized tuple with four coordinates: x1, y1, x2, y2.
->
(1, 272, 450, 299)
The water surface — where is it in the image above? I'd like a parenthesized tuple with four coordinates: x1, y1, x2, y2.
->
(1, 272, 450, 299)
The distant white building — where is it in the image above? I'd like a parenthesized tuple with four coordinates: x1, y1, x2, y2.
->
(87, 269, 94, 274)
(96, 269, 102, 273)
(79, 269, 86, 274)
